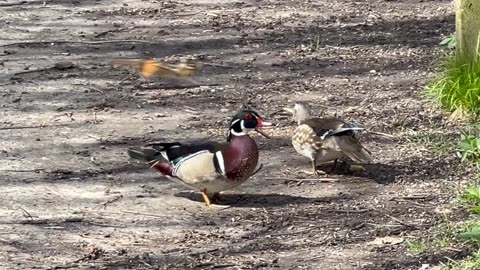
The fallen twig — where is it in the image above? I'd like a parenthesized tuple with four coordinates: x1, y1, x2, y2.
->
(265, 177, 339, 182)
(2, 217, 83, 225)
(394, 194, 431, 200)
(391, 198, 430, 208)
(86, 221, 126, 228)
(379, 211, 417, 229)
(384, 213, 416, 228)
(86, 86, 106, 95)
(0, 169, 45, 172)
(121, 210, 166, 218)
(258, 143, 269, 150)
(18, 207, 33, 220)
(43, 226, 65, 230)
(366, 222, 404, 228)
(0, 39, 154, 48)
(51, 263, 80, 270)
(97, 195, 123, 210)
(13, 67, 54, 75)
(195, 263, 236, 269)
(199, 62, 233, 68)
(86, 134, 102, 140)
(0, 123, 70, 130)
(369, 131, 395, 139)
(328, 208, 369, 214)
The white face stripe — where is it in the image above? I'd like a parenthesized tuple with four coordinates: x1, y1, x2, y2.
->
(215, 151, 226, 175)
(230, 119, 241, 126)
(235, 119, 255, 136)
(230, 119, 254, 136)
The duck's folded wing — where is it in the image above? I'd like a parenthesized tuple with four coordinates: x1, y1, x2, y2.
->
(302, 117, 346, 138)
(303, 118, 366, 139)
(323, 136, 373, 163)
(146, 141, 228, 179)
(147, 141, 226, 164)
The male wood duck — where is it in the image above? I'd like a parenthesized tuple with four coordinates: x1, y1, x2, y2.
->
(111, 58, 197, 80)
(127, 110, 271, 207)
(283, 102, 372, 175)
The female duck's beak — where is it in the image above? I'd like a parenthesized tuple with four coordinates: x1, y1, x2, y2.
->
(255, 118, 272, 139)
(281, 107, 295, 115)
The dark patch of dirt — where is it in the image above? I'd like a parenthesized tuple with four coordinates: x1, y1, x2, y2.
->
(0, 0, 469, 269)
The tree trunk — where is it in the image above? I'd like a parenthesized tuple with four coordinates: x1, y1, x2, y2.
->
(456, 0, 480, 62)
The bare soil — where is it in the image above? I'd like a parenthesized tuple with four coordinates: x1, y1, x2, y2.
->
(0, 0, 471, 269)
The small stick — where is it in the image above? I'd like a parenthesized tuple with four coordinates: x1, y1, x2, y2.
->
(391, 199, 430, 208)
(0, 169, 45, 172)
(72, 254, 92, 263)
(18, 207, 33, 220)
(265, 177, 339, 182)
(86, 222, 126, 228)
(97, 195, 123, 210)
(52, 263, 80, 269)
(13, 67, 53, 75)
(199, 62, 233, 68)
(0, 124, 70, 130)
(86, 87, 105, 95)
(121, 210, 166, 218)
(380, 211, 417, 229)
(369, 131, 395, 139)
(328, 208, 369, 214)
(0, 39, 154, 48)
(86, 134, 101, 140)
(2, 217, 83, 225)
(43, 226, 65, 230)
(395, 194, 431, 200)
(139, 260, 154, 268)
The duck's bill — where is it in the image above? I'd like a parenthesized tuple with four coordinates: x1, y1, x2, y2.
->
(255, 128, 270, 139)
(281, 107, 294, 115)
(255, 120, 272, 139)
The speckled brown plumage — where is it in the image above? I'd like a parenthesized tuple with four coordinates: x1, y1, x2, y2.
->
(284, 103, 372, 175)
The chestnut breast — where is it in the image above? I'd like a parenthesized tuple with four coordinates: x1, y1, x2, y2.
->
(223, 135, 259, 182)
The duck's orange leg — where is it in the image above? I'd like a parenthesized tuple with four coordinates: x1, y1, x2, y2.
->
(200, 190, 212, 207)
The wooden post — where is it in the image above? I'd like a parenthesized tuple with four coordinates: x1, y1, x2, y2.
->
(456, 0, 480, 62)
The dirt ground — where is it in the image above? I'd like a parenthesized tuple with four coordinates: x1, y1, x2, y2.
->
(0, 0, 471, 269)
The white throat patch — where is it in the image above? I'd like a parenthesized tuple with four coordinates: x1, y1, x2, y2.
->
(230, 119, 253, 136)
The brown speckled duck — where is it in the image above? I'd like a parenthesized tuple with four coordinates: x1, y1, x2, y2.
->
(283, 102, 372, 175)
(127, 110, 271, 207)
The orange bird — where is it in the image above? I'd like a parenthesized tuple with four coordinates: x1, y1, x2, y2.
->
(111, 59, 197, 80)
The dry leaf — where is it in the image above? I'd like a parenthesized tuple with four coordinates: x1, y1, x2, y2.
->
(448, 107, 468, 123)
(370, 236, 404, 246)
(350, 164, 366, 172)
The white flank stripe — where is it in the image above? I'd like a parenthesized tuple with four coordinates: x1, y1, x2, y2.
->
(215, 151, 226, 175)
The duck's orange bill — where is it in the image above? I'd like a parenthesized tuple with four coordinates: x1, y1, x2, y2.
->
(255, 118, 272, 139)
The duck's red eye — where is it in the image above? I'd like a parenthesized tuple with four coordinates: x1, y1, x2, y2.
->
(244, 113, 253, 120)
